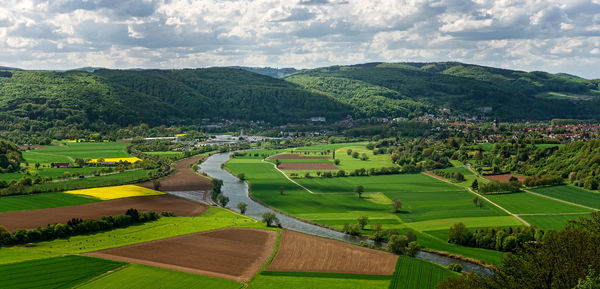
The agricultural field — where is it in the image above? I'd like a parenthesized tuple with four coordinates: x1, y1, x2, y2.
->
(0, 256, 124, 289)
(78, 264, 243, 289)
(484, 192, 593, 214)
(0, 192, 99, 213)
(529, 185, 600, 209)
(22, 142, 131, 164)
(389, 256, 459, 289)
(247, 272, 392, 289)
(65, 184, 164, 200)
(226, 152, 510, 264)
(520, 214, 591, 231)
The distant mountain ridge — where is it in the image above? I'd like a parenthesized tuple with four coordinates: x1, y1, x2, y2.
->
(227, 66, 300, 78)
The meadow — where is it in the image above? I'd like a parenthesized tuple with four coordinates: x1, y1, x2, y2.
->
(520, 213, 591, 231)
(0, 192, 99, 212)
(389, 256, 459, 289)
(529, 185, 600, 208)
(247, 272, 391, 289)
(0, 256, 124, 289)
(22, 142, 130, 164)
(78, 264, 242, 289)
(484, 192, 593, 214)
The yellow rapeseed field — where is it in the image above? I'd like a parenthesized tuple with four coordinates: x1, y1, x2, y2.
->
(65, 185, 164, 200)
(88, 157, 142, 163)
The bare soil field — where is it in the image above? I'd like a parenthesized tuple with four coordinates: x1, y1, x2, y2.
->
(271, 154, 331, 159)
(86, 228, 277, 282)
(278, 162, 339, 170)
(18, 145, 44, 150)
(139, 155, 212, 191)
(485, 173, 526, 183)
(0, 195, 207, 231)
(268, 230, 397, 275)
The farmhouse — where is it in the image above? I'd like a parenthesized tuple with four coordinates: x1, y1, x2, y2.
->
(50, 163, 73, 168)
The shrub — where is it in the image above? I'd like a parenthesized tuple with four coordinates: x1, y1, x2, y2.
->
(343, 223, 361, 235)
(388, 234, 409, 254)
(448, 263, 463, 272)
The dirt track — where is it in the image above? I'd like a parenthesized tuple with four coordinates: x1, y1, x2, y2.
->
(0, 195, 208, 231)
(268, 230, 397, 275)
(485, 173, 526, 183)
(271, 154, 331, 160)
(139, 155, 212, 192)
(86, 228, 277, 282)
(278, 163, 339, 170)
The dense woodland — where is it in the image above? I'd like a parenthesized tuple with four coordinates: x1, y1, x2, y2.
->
(0, 139, 21, 173)
(0, 62, 599, 144)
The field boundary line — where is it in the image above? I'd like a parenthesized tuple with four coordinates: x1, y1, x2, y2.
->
(422, 172, 531, 227)
(261, 159, 318, 195)
(523, 189, 598, 211)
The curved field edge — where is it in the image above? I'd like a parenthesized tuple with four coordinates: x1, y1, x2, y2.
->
(389, 255, 459, 289)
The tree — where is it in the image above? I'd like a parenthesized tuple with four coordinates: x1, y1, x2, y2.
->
(455, 171, 465, 182)
(343, 223, 361, 235)
(347, 149, 353, 155)
(279, 186, 285, 195)
(373, 223, 385, 241)
(237, 202, 247, 214)
(334, 159, 340, 165)
(355, 185, 364, 198)
(471, 179, 479, 191)
(574, 270, 600, 289)
(406, 241, 420, 257)
(218, 195, 230, 207)
(34, 162, 41, 169)
(472, 196, 479, 206)
(237, 173, 245, 181)
(75, 158, 86, 167)
(275, 159, 281, 167)
(360, 153, 369, 161)
(448, 264, 463, 272)
(262, 212, 279, 227)
(448, 222, 472, 245)
(357, 216, 369, 229)
(352, 151, 359, 159)
(393, 199, 402, 212)
(388, 234, 408, 254)
(153, 180, 161, 191)
(125, 208, 140, 222)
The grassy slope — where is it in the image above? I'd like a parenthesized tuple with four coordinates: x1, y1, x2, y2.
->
(0, 192, 100, 212)
(78, 264, 242, 289)
(22, 142, 130, 164)
(389, 256, 459, 289)
(485, 192, 593, 214)
(226, 156, 506, 264)
(0, 256, 124, 289)
(530, 185, 600, 208)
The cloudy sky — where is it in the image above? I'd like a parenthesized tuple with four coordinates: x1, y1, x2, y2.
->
(1, 0, 599, 78)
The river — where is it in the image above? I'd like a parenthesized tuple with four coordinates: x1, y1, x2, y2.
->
(188, 152, 492, 275)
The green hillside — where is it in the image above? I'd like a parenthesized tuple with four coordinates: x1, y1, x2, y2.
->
(286, 62, 600, 120)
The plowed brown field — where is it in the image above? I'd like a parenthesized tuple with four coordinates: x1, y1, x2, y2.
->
(271, 154, 331, 159)
(267, 230, 397, 275)
(278, 163, 338, 170)
(485, 173, 526, 183)
(86, 228, 277, 282)
(139, 155, 212, 191)
(0, 195, 207, 231)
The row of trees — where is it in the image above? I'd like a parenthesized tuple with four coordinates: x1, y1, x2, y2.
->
(477, 180, 522, 194)
(0, 209, 169, 245)
(448, 223, 541, 252)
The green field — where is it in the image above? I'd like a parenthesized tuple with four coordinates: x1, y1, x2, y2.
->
(485, 192, 594, 214)
(0, 167, 102, 182)
(521, 213, 591, 231)
(79, 264, 242, 289)
(389, 256, 458, 289)
(529, 185, 600, 209)
(226, 155, 508, 264)
(22, 142, 130, 164)
(145, 151, 184, 157)
(0, 256, 124, 289)
(0, 247, 60, 265)
(247, 272, 391, 289)
(0, 192, 100, 212)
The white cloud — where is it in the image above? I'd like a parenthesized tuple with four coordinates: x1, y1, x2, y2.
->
(0, 0, 597, 78)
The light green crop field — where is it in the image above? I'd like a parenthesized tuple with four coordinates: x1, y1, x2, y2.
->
(334, 145, 395, 170)
(0, 256, 124, 289)
(247, 272, 391, 289)
(484, 192, 594, 214)
(438, 166, 473, 175)
(0, 167, 102, 182)
(226, 155, 508, 264)
(25, 208, 263, 254)
(22, 142, 131, 164)
(0, 247, 60, 265)
(0, 192, 100, 212)
(79, 264, 242, 289)
(529, 185, 600, 209)
(389, 256, 458, 289)
(521, 213, 591, 231)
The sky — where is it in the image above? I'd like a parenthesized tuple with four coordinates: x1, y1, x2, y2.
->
(0, 0, 599, 78)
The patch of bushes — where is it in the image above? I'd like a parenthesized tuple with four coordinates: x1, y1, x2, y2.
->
(448, 222, 542, 252)
(478, 180, 522, 194)
(524, 174, 563, 187)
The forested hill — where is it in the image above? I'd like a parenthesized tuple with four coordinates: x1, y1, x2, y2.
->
(0, 68, 351, 143)
(286, 62, 600, 121)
